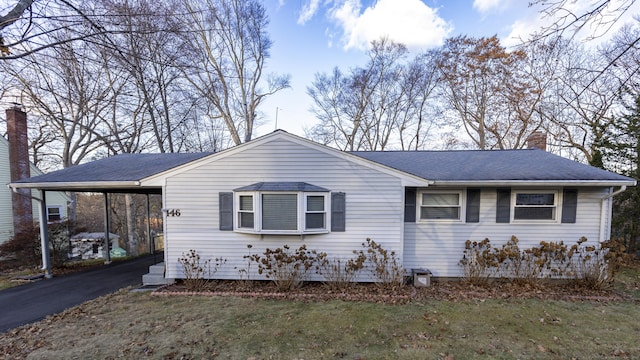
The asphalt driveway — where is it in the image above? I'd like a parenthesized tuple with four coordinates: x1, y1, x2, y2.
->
(0, 255, 158, 333)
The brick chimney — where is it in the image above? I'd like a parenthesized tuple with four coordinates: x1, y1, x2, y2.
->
(6, 105, 33, 235)
(527, 131, 547, 151)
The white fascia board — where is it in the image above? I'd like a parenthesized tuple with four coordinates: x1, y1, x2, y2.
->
(140, 131, 434, 187)
(9, 181, 142, 190)
(430, 180, 637, 187)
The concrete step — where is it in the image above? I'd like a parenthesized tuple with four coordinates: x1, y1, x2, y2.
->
(148, 262, 165, 275)
(142, 273, 174, 286)
(142, 262, 174, 286)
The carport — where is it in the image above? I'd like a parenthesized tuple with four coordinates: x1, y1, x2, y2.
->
(8, 152, 211, 278)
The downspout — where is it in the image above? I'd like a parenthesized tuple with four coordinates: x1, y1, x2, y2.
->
(599, 186, 627, 242)
(9, 185, 52, 278)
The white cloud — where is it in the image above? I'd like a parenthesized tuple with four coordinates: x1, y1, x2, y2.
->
(297, 0, 323, 25)
(503, 1, 640, 47)
(327, 0, 452, 51)
(473, 0, 509, 15)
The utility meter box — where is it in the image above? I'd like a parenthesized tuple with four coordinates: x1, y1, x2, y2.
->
(412, 268, 432, 287)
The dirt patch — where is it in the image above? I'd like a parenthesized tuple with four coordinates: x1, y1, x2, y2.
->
(153, 279, 629, 304)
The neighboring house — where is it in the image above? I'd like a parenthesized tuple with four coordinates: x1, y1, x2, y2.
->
(10, 130, 635, 280)
(0, 107, 69, 245)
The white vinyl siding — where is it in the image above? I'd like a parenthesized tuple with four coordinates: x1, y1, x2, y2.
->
(0, 137, 68, 244)
(163, 137, 404, 281)
(404, 187, 610, 278)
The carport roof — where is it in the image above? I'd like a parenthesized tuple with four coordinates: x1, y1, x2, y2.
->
(11, 152, 212, 193)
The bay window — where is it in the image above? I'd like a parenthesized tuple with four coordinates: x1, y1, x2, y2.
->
(232, 182, 331, 234)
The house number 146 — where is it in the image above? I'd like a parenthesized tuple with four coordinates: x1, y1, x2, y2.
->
(166, 209, 181, 217)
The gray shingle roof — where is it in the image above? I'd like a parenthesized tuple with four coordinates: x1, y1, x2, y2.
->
(350, 149, 634, 183)
(16, 152, 211, 184)
(234, 182, 330, 192)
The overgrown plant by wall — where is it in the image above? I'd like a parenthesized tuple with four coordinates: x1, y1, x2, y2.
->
(317, 251, 367, 291)
(357, 238, 406, 290)
(246, 244, 322, 291)
(178, 249, 226, 291)
(459, 236, 627, 289)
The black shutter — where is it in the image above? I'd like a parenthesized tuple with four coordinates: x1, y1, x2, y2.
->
(331, 192, 346, 232)
(561, 189, 578, 223)
(219, 192, 234, 231)
(496, 188, 511, 223)
(404, 187, 417, 223)
(466, 188, 481, 223)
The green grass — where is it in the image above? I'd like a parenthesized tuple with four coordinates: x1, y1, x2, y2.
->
(1, 289, 639, 359)
(1, 262, 638, 359)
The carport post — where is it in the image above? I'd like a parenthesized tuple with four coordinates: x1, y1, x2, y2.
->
(146, 194, 153, 255)
(103, 192, 111, 264)
(38, 190, 52, 279)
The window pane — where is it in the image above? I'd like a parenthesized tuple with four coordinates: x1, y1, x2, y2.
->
(514, 207, 555, 220)
(239, 195, 253, 211)
(305, 213, 325, 229)
(239, 212, 254, 228)
(262, 194, 297, 230)
(422, 193, 459, 206)
(516, 193, 554, 206)
(421, 207, 459, 220)
(307, 196, 325, 211)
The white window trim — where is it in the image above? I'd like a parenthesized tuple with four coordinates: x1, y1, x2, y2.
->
(511, 189, 561, 224)
(417, 190, 465, 223)
(46, 205, 63, 223)
(234, 191, 330, 235)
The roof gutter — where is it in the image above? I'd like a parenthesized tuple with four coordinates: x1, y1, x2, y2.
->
(430, 180, 636, 187)
(9, 180, 142, 190)
(599, 185, 629, 243)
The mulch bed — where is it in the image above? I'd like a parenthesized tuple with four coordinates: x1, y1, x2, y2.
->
(152, 280, 630, 304)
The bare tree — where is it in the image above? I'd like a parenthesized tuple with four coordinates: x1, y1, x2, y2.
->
(437, 35, 543, 150)
(179, 0, 290, 145)
(529, 1, 639, 97)
(306, 38, 439, 151)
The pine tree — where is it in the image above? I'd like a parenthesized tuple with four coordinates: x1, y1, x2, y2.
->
(599, 93, 640, 254)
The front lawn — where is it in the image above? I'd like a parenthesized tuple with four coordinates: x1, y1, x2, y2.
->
(1, 263, 639, 359)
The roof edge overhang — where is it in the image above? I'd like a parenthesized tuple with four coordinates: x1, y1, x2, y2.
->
(428, 180, 637, 187)
(8, 180, 150, 192)
(142, 130, 434, 188)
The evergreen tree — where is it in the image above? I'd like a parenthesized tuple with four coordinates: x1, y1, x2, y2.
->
(599, 93, 640, 254)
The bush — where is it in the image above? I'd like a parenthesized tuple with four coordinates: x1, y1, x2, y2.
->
(459, 236, 627, 289)
(569, 238, 628, 289)
(247, 244, 322, 291)
(317, 252, 366, 291)
(178, 249, 226, 291)
(356, 238, 406, 290)
(0, 221, 71, 269)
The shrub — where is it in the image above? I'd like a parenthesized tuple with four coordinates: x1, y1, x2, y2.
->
(569, 238, 627, 289)
(317, 251, 366, 291)
(459, 238, 497, 285)
(178, 249, 226, 291)
(357, 238, 406, 290)
(0, 221, 71, 269)
(459, 236, 627, 289)
(247, 244, 321, 291)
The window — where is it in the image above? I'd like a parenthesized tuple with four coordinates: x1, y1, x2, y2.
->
(419, 191, 462, 221)
(232, 182, 332, 234)
(513, 191, 558, 221)
(47, 206, 62, 223)
(238, 195, 254, 229)
(305, 195, 326, 229)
